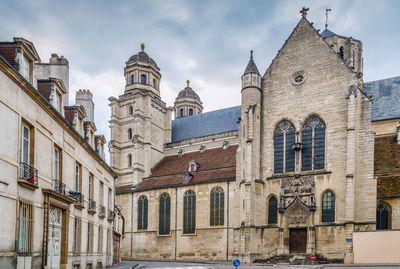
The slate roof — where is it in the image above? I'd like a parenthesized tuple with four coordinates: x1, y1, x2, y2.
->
(171, 106, 241, 143)
(364, 76, 400, 121)
(243, 55, 260, 75)
(177, 86, 201, 101)
(374, 135, 400, 197)
(128, 51, 159, 69)
(134, 146, 237, 191)
(320, 29, 337, 38)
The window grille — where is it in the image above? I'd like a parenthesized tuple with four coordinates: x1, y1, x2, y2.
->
(17, 200, 33, 254)
(210, 187, 224, 226)
(159, 193, 171, 235)
(268, 196, 278, 224)
(274, 121, 295, 173)
(322, 191, 335, 222)
(138, 195, 148, 230)
(377, 201, 391, 230)
(302, 116, 325, 171)
(183, 190, 196, 234)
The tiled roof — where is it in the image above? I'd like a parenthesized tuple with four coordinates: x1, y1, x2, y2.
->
(374, 135, 400, 197)
(135, 145, 237, 191)
(171, 106, 241, 143)
(364, 76, 400, 121)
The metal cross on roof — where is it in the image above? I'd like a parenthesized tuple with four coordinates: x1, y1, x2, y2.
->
(325, 7, 332, 30)
(300, 7, 309, 17)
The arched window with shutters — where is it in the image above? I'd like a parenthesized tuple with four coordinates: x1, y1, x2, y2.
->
(210, 187, 224, 226)
(268, 196, 278, 224)
(377, 201, 391, 230)
(274, 120, 295, 173)
(183, 190, 196, 234)
(159, 193, 171, 235)
(141, 74, 147, 84)
(322, 191, 335, 222)
(128, 128, 132, 140)
(302, 116, 326, 171)
(138, 195, 148, 230)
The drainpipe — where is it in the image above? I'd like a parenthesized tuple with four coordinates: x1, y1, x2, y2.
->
(174, 186, 178, 260)
(226, 180, 230, 261)
(131, 191, 134, 259)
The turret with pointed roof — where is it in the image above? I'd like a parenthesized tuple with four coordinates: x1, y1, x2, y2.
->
(241, 50, 261, 90)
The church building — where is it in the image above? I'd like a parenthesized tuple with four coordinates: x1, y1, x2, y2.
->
(111, 10, 398, 263)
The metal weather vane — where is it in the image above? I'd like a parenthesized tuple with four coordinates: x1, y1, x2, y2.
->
(325, 7, 332, 30)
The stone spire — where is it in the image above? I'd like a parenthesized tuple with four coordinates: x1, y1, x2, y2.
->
(243, 50, 260, 75)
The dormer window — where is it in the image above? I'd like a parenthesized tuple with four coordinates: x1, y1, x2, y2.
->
(22, 56, 30, 80)
(141, 74, 147, 84)
(188, 160, 198, 172)
(54, 91, 62, 112)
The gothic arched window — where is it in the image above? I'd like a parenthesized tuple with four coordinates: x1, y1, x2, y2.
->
(302, 116, 325, 171)
(268, 196, 278, 224)
(141, 74, 147, 84)
(159, 193, 171, 235)
(377, 201, 391, 230)
(128, 154, 132, 167)
(189, 108, 193, 116)
(210, 187, 224, 226)
(183, 190, 196, 234)
(138, 195, 148, 230)
(339, 46, 344, 59)
(131, 74, 135, 84)
(128, 128, 132, 140)
(274, 121, 295, 173)
(322, 191, 335, 222)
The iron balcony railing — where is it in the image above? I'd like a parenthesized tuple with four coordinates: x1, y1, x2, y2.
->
(69, 191, 84, 208)
(88, 199, 97, 213)
(53, 179, 66, 195)
(107, 209, 113, 221)
(99, 205, 106, 218)
(19, 162, 38, 186)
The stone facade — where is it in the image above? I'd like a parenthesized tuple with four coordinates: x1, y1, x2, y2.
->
(0, 39, 116, 269)
(109, 13, 384, 265)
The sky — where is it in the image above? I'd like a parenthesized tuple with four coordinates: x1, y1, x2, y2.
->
(1, 0, 399, 162)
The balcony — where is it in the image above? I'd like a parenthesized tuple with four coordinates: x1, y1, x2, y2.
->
(69, 191, 85, 209)
(18, 163, 38, 189)
(107, 209, 114, 222)
(99, 205, 106, 218)
(88, 199, 97, 214)
(53, 179, 67, 195)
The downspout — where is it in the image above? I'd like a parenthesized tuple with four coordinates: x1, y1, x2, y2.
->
(226, 180, 230, 261)
(175, 186, 178, 260)
(131, 191, 134, 259)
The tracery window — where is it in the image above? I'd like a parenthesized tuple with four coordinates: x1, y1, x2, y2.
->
(159, 193, 171, 235)
(137, 195, 148, 230)
(268, 196, 278, 224)
(302, 116, 325, 171)
(210, 187, 224, 226)
(322, 191, 335, 222)
(183, 190, 196, 234)
(141, 74, 147, 84)
(274, 121, 295, 173)
(377, 201, 391, 230)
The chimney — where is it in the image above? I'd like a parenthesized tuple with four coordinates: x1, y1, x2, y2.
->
(75, 89, 94, 122)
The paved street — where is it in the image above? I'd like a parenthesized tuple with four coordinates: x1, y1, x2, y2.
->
(110, 261, 400, 269)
